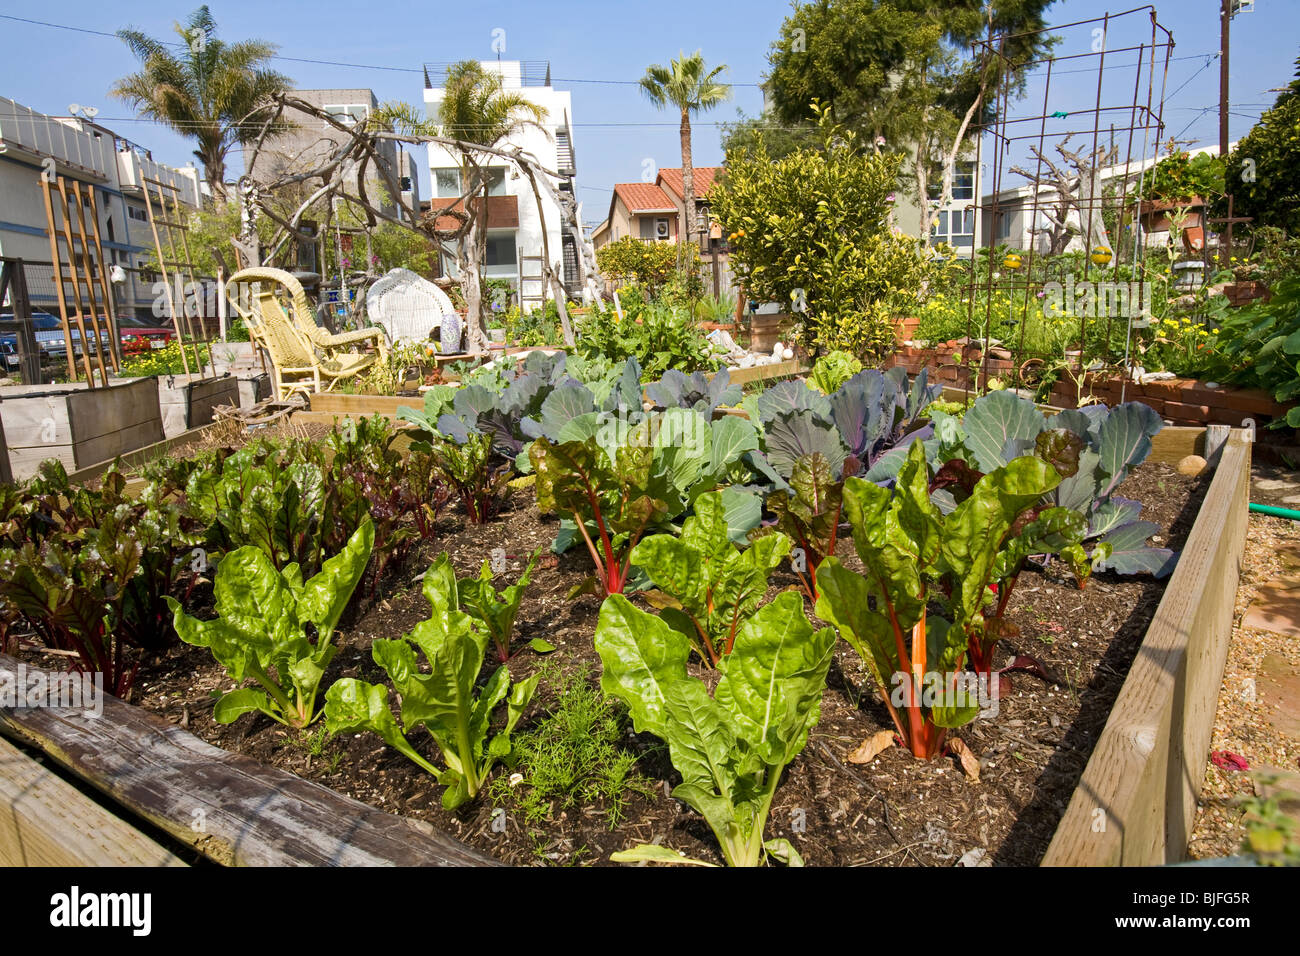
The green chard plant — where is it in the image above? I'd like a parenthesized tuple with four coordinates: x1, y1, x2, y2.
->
(167, 519, 375, 729)
(324, 554, 539, 809)
(457, 548, 542, 662)
(419, 433, 512, 524)
(814, 441, 1074, 759)
(596, 590, 835, 866)
(631, 490, 791, 667)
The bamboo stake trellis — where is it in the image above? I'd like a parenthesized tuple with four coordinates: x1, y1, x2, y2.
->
(38, 173, 119, 385)
(141, 176, 211, 376)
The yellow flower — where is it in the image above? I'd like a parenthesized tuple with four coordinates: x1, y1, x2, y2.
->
(1212, 328, 1220, 334)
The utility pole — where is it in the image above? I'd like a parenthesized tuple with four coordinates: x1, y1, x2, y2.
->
(1219, 0, 1231, 159)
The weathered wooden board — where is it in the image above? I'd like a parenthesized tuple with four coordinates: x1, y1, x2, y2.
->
(0, 378, 166, 480)
(0, 736, 186, 867)
(64, 421, 224, 486)
(0, 655, 497, 866)
(724, 359, 807, 386)
(1042, 430, 1251, 865)
(157, 375, 240, 437)
(309, 393, 414, 418)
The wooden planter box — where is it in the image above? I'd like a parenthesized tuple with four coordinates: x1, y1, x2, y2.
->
(1042, 429, 1251, 865)
(155, 374, 242, 438)
(0, 424, 1250, 867)
(0, 377, 164, 481)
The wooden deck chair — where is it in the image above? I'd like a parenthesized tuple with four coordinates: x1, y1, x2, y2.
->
(227, 267, 379, 400)
(238, 267, 387, 360)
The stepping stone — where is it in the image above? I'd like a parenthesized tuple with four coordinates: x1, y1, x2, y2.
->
(1242, 584, 1300, 637)
(1257, 654, 1300, 739)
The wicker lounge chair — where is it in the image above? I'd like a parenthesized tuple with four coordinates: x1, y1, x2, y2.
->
(227, 267, 381, 400)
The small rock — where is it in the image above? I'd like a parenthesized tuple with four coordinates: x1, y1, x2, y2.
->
(1178, 454, 1209, 477)
(957, 847, 992, 867)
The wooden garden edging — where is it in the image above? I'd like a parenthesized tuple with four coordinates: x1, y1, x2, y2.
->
(0, 736, 186, 866)
(1042, 428, 1251, 865)
(302, 361, 813, 425)
(0, 654, 497, 867)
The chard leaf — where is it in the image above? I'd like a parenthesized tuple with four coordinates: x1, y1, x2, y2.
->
(610, 845, 719, 866)
(594, 594, 692, 738)
(296, 518, 374, 640)
(714, 591, 837, 766)
(942, 455, 1062, 630)
(213, 687, 275, 724)
(718, 487, 762, 544)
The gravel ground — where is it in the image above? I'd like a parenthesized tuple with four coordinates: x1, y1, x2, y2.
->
(1186, 506, 1300, 860)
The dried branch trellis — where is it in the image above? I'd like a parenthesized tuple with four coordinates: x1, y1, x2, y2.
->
(234, 94, 603, 353)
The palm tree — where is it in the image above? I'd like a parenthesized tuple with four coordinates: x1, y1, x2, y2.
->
(640, 52, 731, 247)
(110, 6, 292, 204)
(406, 61, 548, 352)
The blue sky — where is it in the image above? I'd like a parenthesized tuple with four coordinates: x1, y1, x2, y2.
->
(1, 0, 1295, 228)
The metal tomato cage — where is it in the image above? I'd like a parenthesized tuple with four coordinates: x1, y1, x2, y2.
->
(954, 6, 1175, 404)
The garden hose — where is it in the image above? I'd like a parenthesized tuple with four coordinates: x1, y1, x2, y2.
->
(1249, 502, 1300, 521)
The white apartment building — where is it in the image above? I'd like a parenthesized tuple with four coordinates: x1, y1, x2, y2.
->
(0, 95, 204, 321)
(423, 61, 582, 308)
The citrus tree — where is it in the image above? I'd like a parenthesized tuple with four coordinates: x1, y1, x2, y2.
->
(710, 104, 936, 362)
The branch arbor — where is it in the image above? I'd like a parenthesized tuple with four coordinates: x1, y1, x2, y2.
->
(640, 51, 731, 248)
(1010, 135, 1115, 255)
(110, 5, 292, 205)
(236, 90, 594, 353)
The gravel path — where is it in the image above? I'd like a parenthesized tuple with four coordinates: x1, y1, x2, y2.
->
(1186, 486, 1300, 860)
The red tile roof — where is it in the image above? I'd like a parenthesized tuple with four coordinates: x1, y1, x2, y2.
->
(656, 166, 723, 201)
(612, 182, 676, 213)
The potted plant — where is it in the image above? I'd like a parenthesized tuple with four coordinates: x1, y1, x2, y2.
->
(1135, 150, 1226, 255)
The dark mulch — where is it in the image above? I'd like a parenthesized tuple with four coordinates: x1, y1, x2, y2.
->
(115, 463, 1209, 866)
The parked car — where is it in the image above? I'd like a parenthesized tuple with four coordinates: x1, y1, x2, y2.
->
(0, 312, 71, 370)
(116, 316, 176, 354)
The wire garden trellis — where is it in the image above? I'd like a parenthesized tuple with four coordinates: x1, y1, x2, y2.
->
(955, 6, 1176, 406)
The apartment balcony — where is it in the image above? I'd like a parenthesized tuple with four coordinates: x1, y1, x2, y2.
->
(431, 194, 519, 232)
(0, 97, 109, 180)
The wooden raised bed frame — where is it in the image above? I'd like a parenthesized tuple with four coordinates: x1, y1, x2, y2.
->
(0, 414, 1251, 866)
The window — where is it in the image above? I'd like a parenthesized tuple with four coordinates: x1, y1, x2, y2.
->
(127, 205, 149, 222)
(434, 168, 461, 198)
(928, 160, 977, 201)
(930, 208, 976, 248)
(324, 104, 369, 127)
(484, 232, 517, 268)
(952, 161, 976, 201)
(433, 167, 506, 198)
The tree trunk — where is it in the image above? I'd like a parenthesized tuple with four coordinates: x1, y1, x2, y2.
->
(461, 161, 487, 354)
(680, 108, 696, 247)
(915, 139, 932, 242)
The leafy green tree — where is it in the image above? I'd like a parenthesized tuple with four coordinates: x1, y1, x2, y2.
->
(710, 104, 937, 362)
(111, 5, 292, 204)
(761, 0, 1056, 235)
(719, 108, 823, 161)
(1221, 52, 1300, 234)
(596, 237, 700, 295)
(640, 51, 731, 247)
